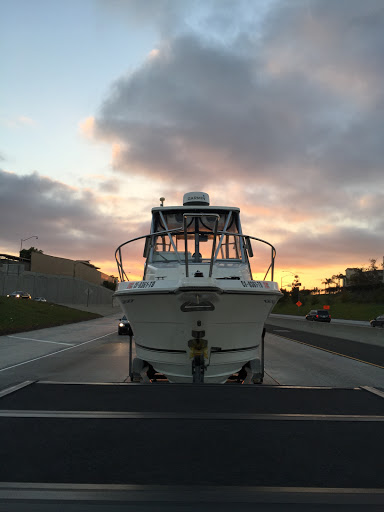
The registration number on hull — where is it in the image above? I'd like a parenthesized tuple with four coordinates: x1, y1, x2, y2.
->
(241, 281, 270, 289)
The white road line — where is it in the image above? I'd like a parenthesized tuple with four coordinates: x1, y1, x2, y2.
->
(7, 336, 74, 346)
(0, 332, 115, 373)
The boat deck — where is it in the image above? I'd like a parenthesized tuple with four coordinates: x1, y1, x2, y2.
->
(0, 382, 383, 509)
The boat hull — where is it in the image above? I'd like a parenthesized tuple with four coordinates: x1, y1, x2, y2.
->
(115, 280, 281, 383)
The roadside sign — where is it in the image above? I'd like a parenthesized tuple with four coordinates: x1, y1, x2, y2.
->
(323, 305, 330, 310)
(296, 301, 302, 307)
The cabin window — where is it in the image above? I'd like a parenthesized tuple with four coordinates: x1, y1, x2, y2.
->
(150, 210, 244, 263)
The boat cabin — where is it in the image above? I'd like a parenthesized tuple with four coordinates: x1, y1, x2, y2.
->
(149, 206, 244, 264)
(142, 192, 253, 280)
(115, 192, 276, 283)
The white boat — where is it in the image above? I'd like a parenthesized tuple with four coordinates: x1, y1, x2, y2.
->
(114, 192, 282, 383)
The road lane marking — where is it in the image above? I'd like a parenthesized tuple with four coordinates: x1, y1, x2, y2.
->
(0, 410, 383, 421)
(0, 332, 115, 373)
(0, 381, 34, 398)
(7, 336, 74, 346)
(269, 333, 384, 369)
(360, 386, 384, 399)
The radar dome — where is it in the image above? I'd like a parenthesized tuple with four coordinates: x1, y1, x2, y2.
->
(183, 192, 210, 206)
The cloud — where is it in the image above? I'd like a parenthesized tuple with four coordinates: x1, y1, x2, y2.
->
(99, 0, 273, 41)
(0, 115, 36, 129)
(92, 12, 380, 173)
(86, 0, 384, 284)
(95, 34, 315, 184)
(0, 169, 149, 272)
(276, 226, 384, 277)
(93, 1, 384, 193)
(4, 1, 384, 286)
(78, 116, 96, 139)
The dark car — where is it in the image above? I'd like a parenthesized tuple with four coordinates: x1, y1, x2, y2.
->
(370, 315, 384, 328)
(305, 309, 331, 322)
(118, 315, 133, 335)
(6, 290, 31, 299)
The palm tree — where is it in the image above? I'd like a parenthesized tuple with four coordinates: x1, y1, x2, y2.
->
(332, 273, 344, 289)
(322, 277, 334, 293)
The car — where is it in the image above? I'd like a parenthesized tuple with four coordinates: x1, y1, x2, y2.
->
(6, 291, 32, 299)
(34, 297, 47, 302)
(370, 315, 384, 328)
(305, 309, 331, 322)
(118, 315, 133, 335)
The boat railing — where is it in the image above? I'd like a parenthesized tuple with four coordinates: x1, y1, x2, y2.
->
(115, 228, 277, 282)
(115, 227, 183, 282)
(182, 213, 220, 281)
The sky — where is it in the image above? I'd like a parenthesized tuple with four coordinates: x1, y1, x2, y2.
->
(1, 0, 384, 290)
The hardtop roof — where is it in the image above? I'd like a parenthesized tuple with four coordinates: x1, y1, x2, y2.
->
(151, 206, 240, 213)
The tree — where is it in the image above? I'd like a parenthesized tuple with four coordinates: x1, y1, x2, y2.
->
(290, 275, 301, 303)
(348, 259, 383, 286)
(322, 277, 334, 292)
(332, 273, 344, 288)
(102, 280, 116, 291)
(19, 246, 43, 259)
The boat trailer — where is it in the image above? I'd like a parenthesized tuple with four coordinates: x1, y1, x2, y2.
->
(0, 380, 383, 510)
(128, 328, 266, 384)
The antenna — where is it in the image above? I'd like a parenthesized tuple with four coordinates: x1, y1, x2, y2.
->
(160, 197, 165, 207)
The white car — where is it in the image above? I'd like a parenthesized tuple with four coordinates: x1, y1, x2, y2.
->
(34, 297, 47, 302)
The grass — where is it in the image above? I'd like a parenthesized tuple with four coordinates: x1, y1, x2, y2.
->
(272, 297, 384, 321)
(0, 297, 101, 336)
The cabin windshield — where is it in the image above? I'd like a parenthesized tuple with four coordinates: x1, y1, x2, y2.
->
(150, 210, 244, 264)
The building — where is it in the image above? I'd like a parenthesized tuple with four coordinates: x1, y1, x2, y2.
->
(0, 251, 116, 304)
(30, 252, 103, 285)
(0, 253, 31, 274)
(1, 252, 115, 287)
(344, 267, 384, 287)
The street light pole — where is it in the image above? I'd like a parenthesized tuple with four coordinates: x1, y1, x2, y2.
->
(20, 235, 38, 252)
(281, 270, 298, 289)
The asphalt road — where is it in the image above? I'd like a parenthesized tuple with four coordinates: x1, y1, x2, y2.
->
(0, 315, 134, 391)
(0, 314, 383, 389)
(266, 322, 384, 364)
(264, 329, 384, 387)
(1, 316, 384, 511)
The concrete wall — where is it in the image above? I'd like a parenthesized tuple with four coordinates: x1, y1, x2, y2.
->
(267, 314, 384, 348)
(0, 268, 114, 305)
